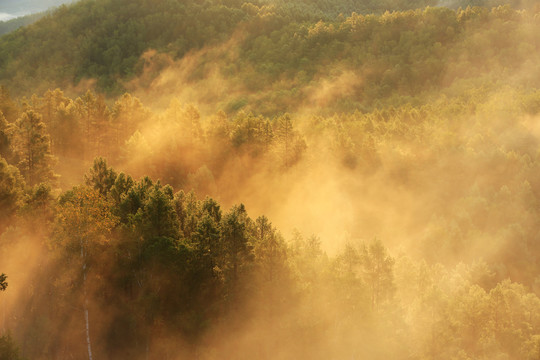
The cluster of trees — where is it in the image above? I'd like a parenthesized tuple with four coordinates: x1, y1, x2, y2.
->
(304, 88, 540, 283)
(0, 0, 250, 93)
(0, 87, 308, 193)
(0, 12, 47, 36)
(1, 1, 540, 114)
(231, 5, 540, 114)
(3, 85, 540, 285)
(3, 84, 540, 359)
(1, 156, 540, 358)
(0, 1, 532, 99)
(0, 155, 388, 358)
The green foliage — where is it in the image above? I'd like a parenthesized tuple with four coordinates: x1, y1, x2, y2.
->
(0, 111, 11, 160)
(140, 184, 179, 240)
(252, 216, 288, 286)
(10, 110, 56, 186)
(0, 156, 25, 229)
(273, 113, 306, 167)
(1, 0, 539, 103)
(85, 157, 117, 196)
(360, 238, 395, 308)
(53, 185, 118, 254)
(220, 204, 254, 284)
(0, 12, 47, 36)
(2, 152, 540, 358)
(0, 0, 249, 94)
(18, 183, 55, 229)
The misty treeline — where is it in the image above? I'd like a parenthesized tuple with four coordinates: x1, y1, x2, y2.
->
(0, 87, 307, 192)
(0, 13, 46, 37)
(1, 82, 540, 358)
(2, 0, 540, 104)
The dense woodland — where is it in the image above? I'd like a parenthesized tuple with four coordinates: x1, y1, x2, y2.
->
(2, 0, 540, 359)
(1, 0, 540, 100)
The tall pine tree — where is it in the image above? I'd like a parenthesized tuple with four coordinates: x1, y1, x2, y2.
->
(11, 110, 56, 186)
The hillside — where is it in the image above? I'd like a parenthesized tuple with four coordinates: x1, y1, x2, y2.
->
(0, 0, 74, 35)
(0, 12, 48, 36)
(0, 0, 74, 16)
(0, 0, 539, 106)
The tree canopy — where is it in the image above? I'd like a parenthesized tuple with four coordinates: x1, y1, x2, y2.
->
(2, 0, 540, 358)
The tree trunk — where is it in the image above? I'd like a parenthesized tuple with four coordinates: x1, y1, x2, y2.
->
(82, 243, 93, 360)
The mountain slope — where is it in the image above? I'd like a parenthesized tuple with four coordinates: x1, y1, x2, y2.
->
(0, 12, 49, 36)
(0, 0, 539, 114)
(0, 0, 74, 16)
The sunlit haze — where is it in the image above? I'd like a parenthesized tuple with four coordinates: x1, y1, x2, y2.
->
(1, 0, 540, 359)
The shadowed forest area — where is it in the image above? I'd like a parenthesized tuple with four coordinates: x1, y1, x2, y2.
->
(2, 0, 540, 359)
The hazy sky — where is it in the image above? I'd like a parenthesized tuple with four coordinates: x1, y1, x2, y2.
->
(0, 0, 74, 19)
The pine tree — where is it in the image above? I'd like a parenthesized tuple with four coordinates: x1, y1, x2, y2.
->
(0, 157, 25, 230)
(11, 110, 56, 186)
(273, 113, 306, 168)
(360, 238, 395, 309)
(0, 111, 11, 160)
(220, 204, 253, 285)
(53, 186, 118, 360)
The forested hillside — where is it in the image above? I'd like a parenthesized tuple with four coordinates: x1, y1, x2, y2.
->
(0, 12, 48, 36)
(2, 0, 540, 359)
(0, 0, 540, 101)
(0, 0, 73, 16)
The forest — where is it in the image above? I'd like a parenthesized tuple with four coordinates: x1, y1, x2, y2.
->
(2, 0, 540, 359)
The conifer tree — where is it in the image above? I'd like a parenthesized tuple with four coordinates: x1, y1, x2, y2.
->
(0, 111, 10, 160)
(0, 157, 25, 230)
(361, 239, 395, 309)
(53, 186, 118, 360)
(11, 110, 56, 186)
